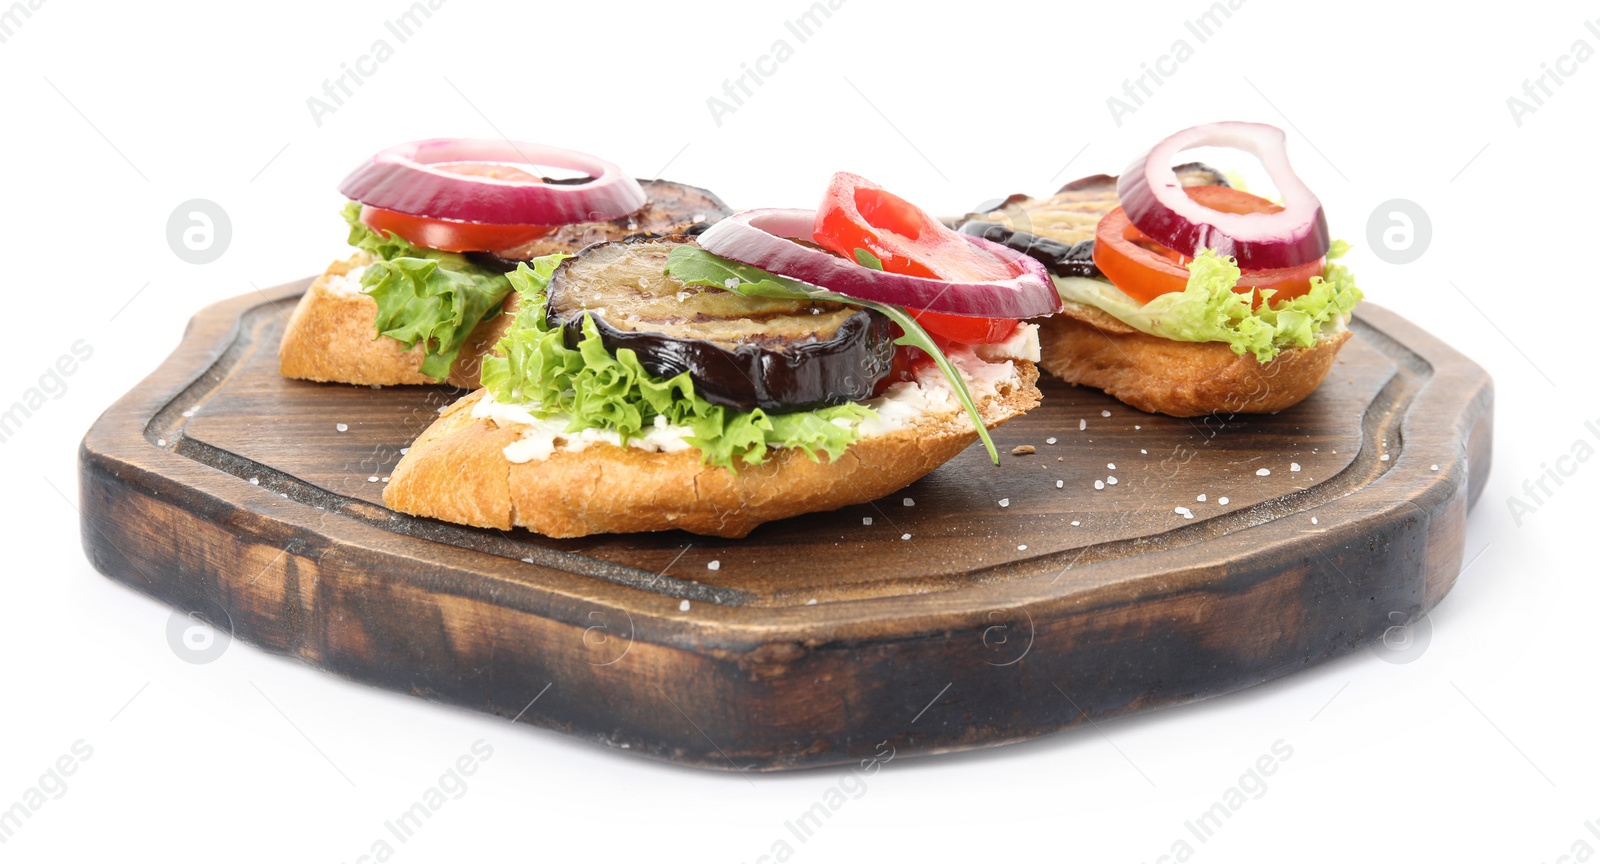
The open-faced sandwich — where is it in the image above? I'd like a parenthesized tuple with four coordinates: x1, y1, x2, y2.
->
(959, 122, 1363, 417)
(278, 139, 731, 389)
(382, 173, 1061, 538)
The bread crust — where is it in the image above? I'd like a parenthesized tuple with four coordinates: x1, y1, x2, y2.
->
(1037, 307, 1352, 417)
(383, 362, 1041, 539)
(277, 254, 516, 389)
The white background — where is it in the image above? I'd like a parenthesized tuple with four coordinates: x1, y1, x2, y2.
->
(2, 0, 1596, 861)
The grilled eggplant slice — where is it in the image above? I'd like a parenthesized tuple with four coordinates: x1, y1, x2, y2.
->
(956, 163, 1228, 279)
(545, 237, 894, 413)
(467, 179, 734, 272)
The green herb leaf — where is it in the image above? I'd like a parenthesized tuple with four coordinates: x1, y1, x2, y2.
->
(663, 245, 1001, 465)
(341, 202, 512, 379)
(853, 248, 885, 271)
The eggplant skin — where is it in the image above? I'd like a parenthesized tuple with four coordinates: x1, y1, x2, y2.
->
(955, 162, 1229, 279)
(467, 178, 735, 271)
(545, 237, 895, 414)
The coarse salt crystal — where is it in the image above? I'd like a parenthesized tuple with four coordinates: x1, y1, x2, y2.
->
(1107, 476, 1118, 485)
(1431, 464, 1440, 471)
(1079, 419, 1087, 431)
(1018, 544, 1028, 551)
(863, 517, 873, 526)
(1291, 463, 1302, 472)
(1380, 453, 1391, 461)
(1094, 480, 1105, 490)
(1107, 463, 1116, 470)
(1175, 506, 1193, 519)
(182, 409, 195, 418)
(1218, 496, 1230, 505)
(1046, 437, 1057, 445)
(998, 498, 1010, 508)
(335, 423, 349, 432)
(903, 497, 915, 507)
(806, 599, 817, 605)
(679, 599, 691, 611)
(1101, 410, 1112, 417)
(901, 533, 911, 540)
(156, 438, 166, 446)
(1134, 425, 1141, 430)
(1312, 517, 1320, 525)
(1071, 520, 1080, 526)
(1141, 449, 1148, 455)
(1055, 480, 1064, 488)
(1256, 468, 1271, 476)
(248, 477, 259, 485)
(1197, 493, 1206, 502)
(707, 560, 721, 571)
(367, 476, 379, 483)
(400, 447, 409, 455)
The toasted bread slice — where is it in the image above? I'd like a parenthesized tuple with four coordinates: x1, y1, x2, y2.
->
(382, 361, 1041, 539)
(1037, 302, 1351, 417)
(277, 253, 517, 389)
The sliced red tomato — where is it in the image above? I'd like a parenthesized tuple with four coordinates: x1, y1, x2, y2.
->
(359, 204, 555, 255)
(907, 308, 1019, 344)
(813, 172, 1018, 344)
(1093, 186, 1323, 306)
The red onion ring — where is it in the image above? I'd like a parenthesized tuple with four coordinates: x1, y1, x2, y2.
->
(1117, 122, 1330, 270)
(696, 209, 1061, 319)
(338, 138, 647, 226)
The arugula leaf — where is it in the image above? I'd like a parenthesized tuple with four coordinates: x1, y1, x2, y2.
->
(662, 245, 1001, 465)
(479, 256, 874, 472)
(853, 248, 885, 270)
(340, 202, 511, 379)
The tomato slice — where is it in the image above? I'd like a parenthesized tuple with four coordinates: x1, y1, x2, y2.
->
(1092, 186, 1322, 306)
(359, 205, 556, 255)
(907, 308, 1019, 344)
(813, 172, 1018, 343)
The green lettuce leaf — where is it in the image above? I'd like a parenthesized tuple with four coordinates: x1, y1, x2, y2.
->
(341, 202, 511, 380)
(479, 255, 874, 472)
(1052, 241, 1363, 363)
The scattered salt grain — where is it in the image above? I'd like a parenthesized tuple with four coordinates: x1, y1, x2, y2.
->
(1141, 449, 1148, 455)
(1256, 468, 1271, 476)
(181, 409, 195, 418)
(1046, 437, 1057, 445)
(1197, 493, 1207, 502)
(400, 447, 410, 455)
(1431, 464, 1440, 471)
(156, 438, 166, 447)
(367, 476, 379, 483)
(1175, 506, 1194, 519)
(1055, 480, 1064, 488)
(863, 517, 873, 526)
(1218, 496, 1230, 505)
(1290, 462, 1302, 472)
(1079, 419, 1087, 431)
(1094, 480, 1105, 490)
(901, 533, 911, 540)
(903, 497, 915, 507)
(707, 560, 721, 571)
(806, 599, 818, 606)
(335, 423, 349, 432)
(998, 498, 1011, 508)
(1071, 520, 1081, 527)
(248, 477, 259, 485)
(1134, 425, 1141, 430)
(1106, 476, 1118, 485)
(1018, 544, 1028, 551)
(1312, 517, 1320, 525)
(679, 599, 691, 612)
(1101, 410, 1112, 417)
(1107, 463, 1116, 470)
(1380, 453, 1391, 462)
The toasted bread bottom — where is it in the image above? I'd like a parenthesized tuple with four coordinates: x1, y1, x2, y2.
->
(1037, 303, 1352, 417)
(383, 362, 1041, 538)
(277, 254, 516, 389)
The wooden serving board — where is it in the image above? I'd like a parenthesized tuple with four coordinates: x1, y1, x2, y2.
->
(79, 280, 1492, 771)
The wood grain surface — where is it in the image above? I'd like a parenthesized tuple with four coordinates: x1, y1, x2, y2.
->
(78, 279, 1493, 771)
